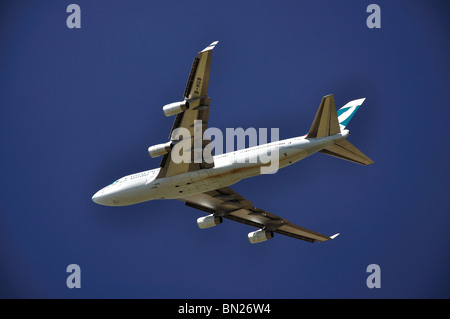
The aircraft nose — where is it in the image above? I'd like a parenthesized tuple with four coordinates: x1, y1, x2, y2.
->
(92, 190, 103, 204)
(91, 188, 118, 206)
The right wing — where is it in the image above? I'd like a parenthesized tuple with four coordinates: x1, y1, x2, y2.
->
(179, 187, 338, 243)
(157, 41, 219, 179)
(183, 41, 218, 100)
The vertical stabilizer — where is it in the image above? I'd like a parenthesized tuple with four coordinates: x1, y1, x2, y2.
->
(306, 94, 340, 139)
(337, 98, 366, 129)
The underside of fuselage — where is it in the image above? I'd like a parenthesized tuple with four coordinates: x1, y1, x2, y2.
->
(92, 133, 346, 206)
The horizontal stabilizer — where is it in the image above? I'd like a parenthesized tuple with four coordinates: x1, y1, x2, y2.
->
(320, 139, 374, 166)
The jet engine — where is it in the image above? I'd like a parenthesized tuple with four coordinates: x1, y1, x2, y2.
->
(197, 214, 223, 229)
(148, 141, 172, 158)
(248, 229, 274, 244)
(162, 101, 189, 117)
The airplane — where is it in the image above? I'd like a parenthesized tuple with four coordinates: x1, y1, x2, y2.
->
(92, 41, 373, 244)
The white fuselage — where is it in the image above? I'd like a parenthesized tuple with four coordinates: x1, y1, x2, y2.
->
(92, 130, 349, 206)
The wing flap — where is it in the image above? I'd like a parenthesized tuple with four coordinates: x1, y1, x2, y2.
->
(183, 57, 200, 98)
(184, 41, 218, 100)
(275, 223, 330, 242)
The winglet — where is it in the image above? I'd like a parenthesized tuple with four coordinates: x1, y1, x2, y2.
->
(200, 41, 219, 53)
(329, 233, 340, 240)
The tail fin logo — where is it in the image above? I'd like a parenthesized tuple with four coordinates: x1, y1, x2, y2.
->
(337, 98, 366, 128)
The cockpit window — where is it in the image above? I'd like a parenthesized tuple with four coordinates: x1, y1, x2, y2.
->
(109, 179, 119, 186)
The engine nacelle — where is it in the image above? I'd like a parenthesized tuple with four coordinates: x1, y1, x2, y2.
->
(162, 101, 188, 117)
(197, 214, 223, 229)
(148, 142, 172, 158)
(248, 229, 274, 244)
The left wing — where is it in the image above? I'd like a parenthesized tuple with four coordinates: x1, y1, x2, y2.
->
(179, 187, 338, 243)
(157, 41, 219, 179)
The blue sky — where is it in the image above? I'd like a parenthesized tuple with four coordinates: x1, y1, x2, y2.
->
(1, 0, 449, 298)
